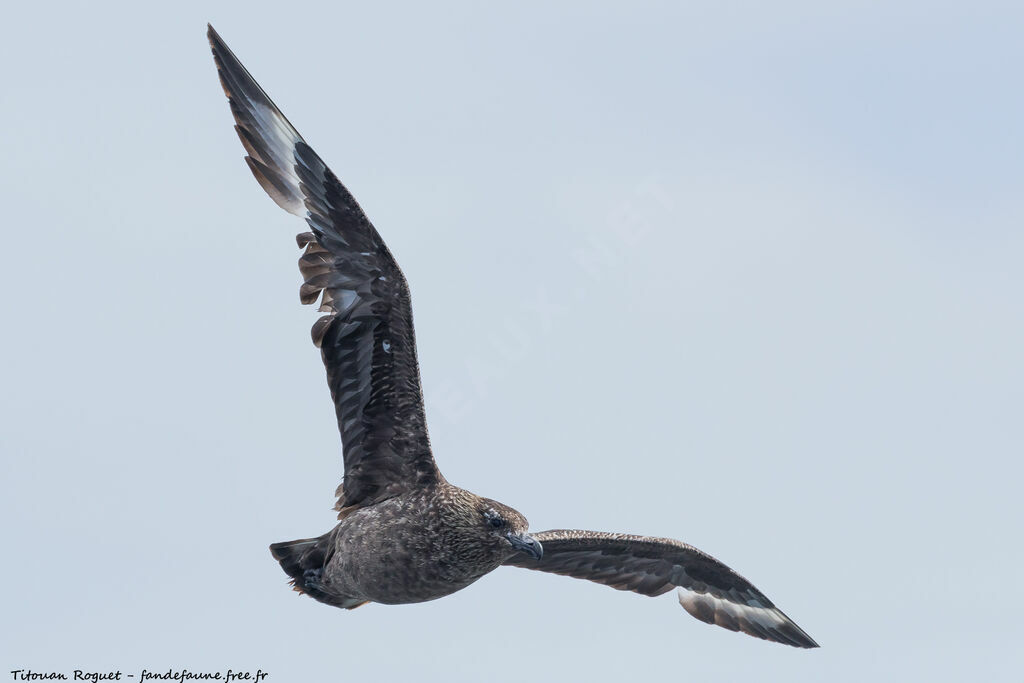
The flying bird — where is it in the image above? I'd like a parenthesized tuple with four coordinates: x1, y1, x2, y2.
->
(207, 24, 818, 649)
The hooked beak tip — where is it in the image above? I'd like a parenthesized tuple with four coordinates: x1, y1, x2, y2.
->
(507, 532, 543, 561)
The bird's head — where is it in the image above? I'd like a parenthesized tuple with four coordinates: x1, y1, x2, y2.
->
(474, 497, 544, 562)
(442, 488, 543, 564)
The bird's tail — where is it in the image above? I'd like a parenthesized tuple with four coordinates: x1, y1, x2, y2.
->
(268, 534, 367, 609)
(269, 536, 323, 589)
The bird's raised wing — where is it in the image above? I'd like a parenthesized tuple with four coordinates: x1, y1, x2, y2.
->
(504, 530, 818, 648)
(208, 25, 440, 512)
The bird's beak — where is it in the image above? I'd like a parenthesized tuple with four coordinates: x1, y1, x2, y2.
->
(507, 532, 543, 561)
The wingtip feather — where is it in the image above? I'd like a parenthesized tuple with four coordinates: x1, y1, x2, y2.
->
(677, 588, 819, 649)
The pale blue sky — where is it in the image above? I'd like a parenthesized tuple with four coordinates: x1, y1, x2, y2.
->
(2, 2, 1022, 681)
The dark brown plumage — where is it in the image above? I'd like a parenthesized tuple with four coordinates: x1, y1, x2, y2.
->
(208, 24, 819, 649)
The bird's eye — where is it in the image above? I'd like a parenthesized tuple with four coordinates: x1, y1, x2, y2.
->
(488, 517, 506, 529)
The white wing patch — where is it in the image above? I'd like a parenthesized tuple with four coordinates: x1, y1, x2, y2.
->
(243, 101, 305, 217)
(677, 588, 815, 646)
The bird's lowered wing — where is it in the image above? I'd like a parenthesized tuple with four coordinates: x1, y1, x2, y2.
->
(504, 530, 818, 648)
(207, 25, 440, 512)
